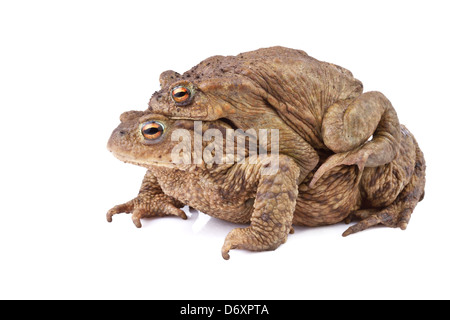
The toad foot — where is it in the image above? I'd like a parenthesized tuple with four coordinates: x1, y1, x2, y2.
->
(221, 226, 286, 260)
(342, 208, 411, 237)
(107, 198, 186, 228)
(310, 146, 371, 188)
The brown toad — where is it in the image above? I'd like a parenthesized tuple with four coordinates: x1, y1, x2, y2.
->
(106, 111, 425, 259)
(148, 46, 402, 185)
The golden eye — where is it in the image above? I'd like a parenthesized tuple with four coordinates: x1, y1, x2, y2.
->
(171, 86, 191, 104)
(141, 121, 165, 140)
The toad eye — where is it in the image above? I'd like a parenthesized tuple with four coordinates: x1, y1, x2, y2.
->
(141, 121, 165, 140)
(171, 86, 191, 104)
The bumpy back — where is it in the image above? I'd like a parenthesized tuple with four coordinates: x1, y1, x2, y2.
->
(232, 47, 363, 147)
(153, 47, 363, 148)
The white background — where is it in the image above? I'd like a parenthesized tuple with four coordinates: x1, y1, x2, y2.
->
(1, 0, 449, 300)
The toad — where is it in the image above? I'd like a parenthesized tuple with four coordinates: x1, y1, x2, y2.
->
(106, 111, 425, 259)
(148, 46, 402, 185)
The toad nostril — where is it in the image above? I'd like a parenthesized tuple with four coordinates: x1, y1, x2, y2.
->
(119, 130, 127, 136)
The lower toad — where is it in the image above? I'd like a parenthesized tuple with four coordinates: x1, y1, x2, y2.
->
(107, 111, 425, 259)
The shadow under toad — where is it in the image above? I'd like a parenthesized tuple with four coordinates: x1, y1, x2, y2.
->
(184, 206, 350, 239)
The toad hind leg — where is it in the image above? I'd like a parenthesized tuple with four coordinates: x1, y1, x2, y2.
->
(343, 133, 426, 236)
(322, 91, 400, 156)
(313, 92, 401, 186)
(221, 156, 300, 260)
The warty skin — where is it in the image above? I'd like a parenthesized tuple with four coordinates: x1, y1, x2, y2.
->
(107, 111, 425, 259)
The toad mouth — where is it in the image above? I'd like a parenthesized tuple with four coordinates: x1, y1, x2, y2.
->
(110, 151, 176, 168)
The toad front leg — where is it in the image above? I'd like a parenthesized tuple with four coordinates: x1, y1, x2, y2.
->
(222, 156, 300, 260)
(107, 170, 186, 227)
